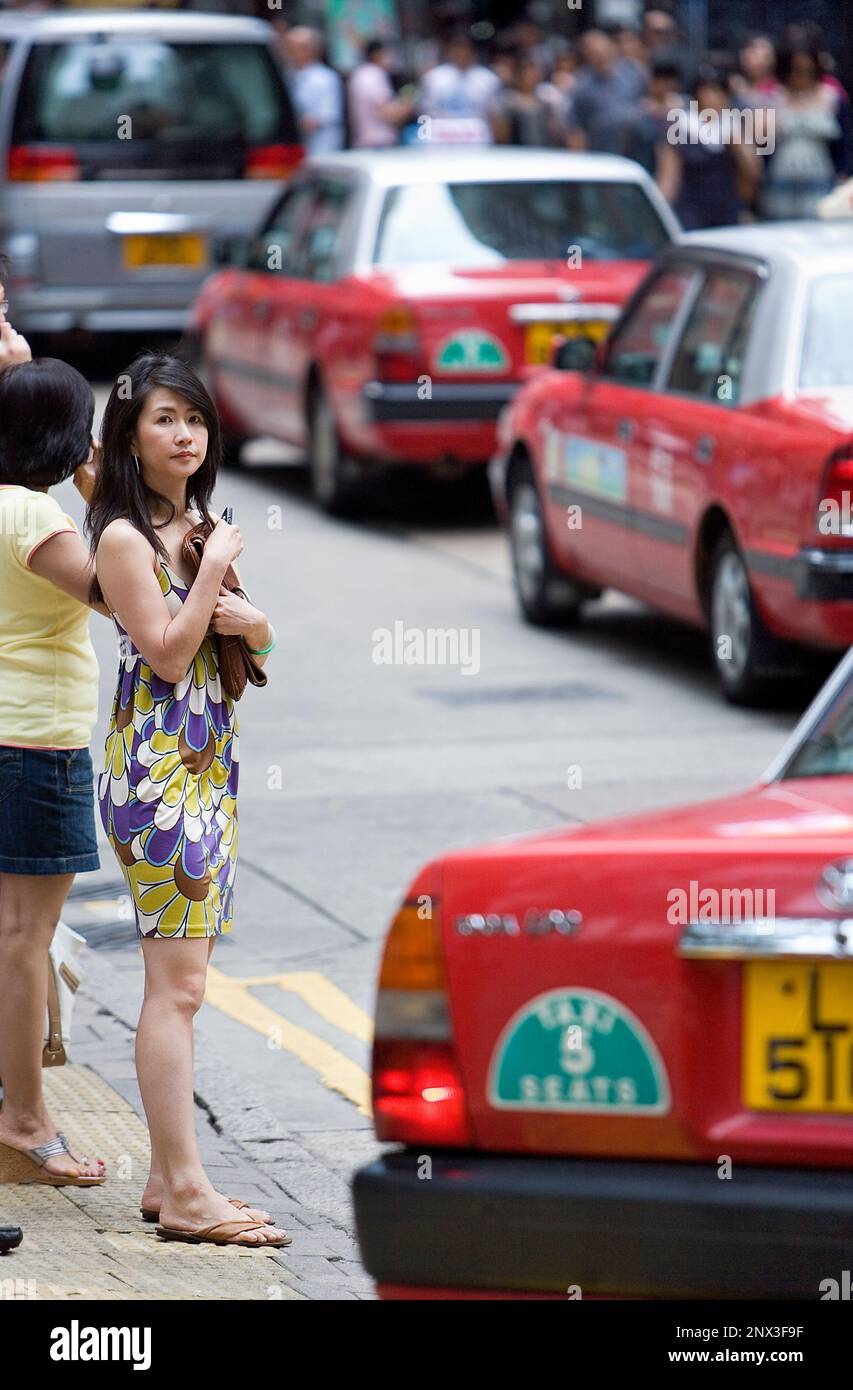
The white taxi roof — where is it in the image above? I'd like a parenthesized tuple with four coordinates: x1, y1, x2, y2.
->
(0, 10, 272, 41)
(307, 147, 655, 189)
(676, 221, 853, 279)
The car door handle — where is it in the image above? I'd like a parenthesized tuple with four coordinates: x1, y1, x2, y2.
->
(616, 417, 634, 442)
(695, 434, 715, 463)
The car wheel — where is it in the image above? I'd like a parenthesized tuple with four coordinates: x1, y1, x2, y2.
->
(709, 535, 796, 704)
(307, 386, 361, 516)
(509, 464, 585, 627)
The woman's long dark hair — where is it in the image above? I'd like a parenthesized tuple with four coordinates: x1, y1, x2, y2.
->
(86, 353, 221, 605)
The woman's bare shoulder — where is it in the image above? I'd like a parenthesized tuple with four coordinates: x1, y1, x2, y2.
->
(97, 519, 156, 567)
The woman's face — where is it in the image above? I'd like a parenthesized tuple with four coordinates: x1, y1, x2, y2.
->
(130, 388, 208, 487)
(788, 53, 819, 92)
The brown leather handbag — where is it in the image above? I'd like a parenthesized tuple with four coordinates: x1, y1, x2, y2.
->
(181, 520, 268, 701)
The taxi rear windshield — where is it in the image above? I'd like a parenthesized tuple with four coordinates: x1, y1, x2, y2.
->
(800, 273, 853, 388)
(374, 180, 670, 267)
(12, 39, 296, 179)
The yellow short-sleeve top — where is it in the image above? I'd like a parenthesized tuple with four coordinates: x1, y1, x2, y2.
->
(0, 485, 99, 749)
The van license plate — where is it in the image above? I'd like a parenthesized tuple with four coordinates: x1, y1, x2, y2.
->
(123, 233, 206, 270)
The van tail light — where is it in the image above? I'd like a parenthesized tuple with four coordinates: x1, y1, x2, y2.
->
(816, 447, 853, 546)
(8, 145, 81, 182)
(373, 304, 424, 383)
(372, 900, 473, 1146)
(244, 143, 303, 179)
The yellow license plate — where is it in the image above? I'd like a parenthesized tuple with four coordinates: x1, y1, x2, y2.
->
(524, 319, 609, 365)
(743, 961, 853, 1113)
(122, 233, 206, 270)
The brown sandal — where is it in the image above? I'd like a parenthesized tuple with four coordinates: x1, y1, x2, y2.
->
(140, 1195, 271, 1223)
(155, 1216, 292, 1248)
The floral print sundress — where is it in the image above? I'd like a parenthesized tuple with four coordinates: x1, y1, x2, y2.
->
(99, 557, 238, 938)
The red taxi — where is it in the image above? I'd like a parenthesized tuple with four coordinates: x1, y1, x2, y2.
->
(491, 223, 853, 703)
(353, 649, 853, 1299)
(189, 148, 677, 513)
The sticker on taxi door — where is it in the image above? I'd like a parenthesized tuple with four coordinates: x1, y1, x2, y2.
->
(487, 987, 671, 1113)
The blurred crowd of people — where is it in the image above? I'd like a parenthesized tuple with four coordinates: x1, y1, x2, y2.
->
(272, 9, 852, 232)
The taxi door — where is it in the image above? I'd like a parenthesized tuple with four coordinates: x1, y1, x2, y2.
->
(260, 177, 359, 446)
(241, 178, 323, 442)
(548, 264, 701, 593)
(631, 265, 764, 621)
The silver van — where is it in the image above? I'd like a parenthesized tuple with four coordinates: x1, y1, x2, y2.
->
(0, 9, 302, 335)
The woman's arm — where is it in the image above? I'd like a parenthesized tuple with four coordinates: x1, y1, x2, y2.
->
(96, 519, 242, 683)
(28, 530, 111, 616)
(655, 141, 682, 205)
(206, 509, 273, 662)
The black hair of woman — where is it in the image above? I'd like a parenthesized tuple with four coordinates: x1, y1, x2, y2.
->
(85, 351, 221, 606)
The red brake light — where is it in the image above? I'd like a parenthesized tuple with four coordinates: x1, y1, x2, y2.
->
(372, 899, 473, 1146)
(372, 1040, 473, 1145)
(816, 448, 853, 544)
(8, 145, 80, 182)
(373, 304, 424, 382)
(244, 143, 303, 179)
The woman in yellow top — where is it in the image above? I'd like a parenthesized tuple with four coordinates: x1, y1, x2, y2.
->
(0, 347, 108, 1188)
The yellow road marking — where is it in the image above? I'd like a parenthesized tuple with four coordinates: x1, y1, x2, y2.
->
(204, 965, 372, 1115)
(233, 971, 373, 1043)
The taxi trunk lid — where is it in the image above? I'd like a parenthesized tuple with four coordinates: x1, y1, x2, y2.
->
(375, 260, 647, 379)
(437, 777, 853, 1169)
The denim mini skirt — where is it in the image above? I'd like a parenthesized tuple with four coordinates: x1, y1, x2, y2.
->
(0, 745, 100, 875)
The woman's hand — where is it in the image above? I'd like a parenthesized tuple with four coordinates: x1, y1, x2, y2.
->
(200, 517, 243, 578)
(73, 440, 101, 503)
(0, 320, 31, 373)
(210, 587, 268, 642)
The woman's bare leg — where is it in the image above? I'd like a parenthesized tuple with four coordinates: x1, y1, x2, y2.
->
(137, 935, 284, 1244)
(0, 871, 104, 1179)
(140, 935, 272, 1223)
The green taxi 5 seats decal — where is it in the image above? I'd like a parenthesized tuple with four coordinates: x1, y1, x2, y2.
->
(487, 987, 671, 1114)
(434, 329, 509, 372)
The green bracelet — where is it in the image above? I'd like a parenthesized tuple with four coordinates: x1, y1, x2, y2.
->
(245, 622, 276, 657)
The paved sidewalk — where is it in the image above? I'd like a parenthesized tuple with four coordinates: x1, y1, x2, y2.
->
(0, 980, 376, 1301)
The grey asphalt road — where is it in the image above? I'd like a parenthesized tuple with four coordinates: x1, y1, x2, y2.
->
(54, 391, 817, 1261)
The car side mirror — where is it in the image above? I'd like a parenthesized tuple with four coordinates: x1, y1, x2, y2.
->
(552, 335, 599, 372)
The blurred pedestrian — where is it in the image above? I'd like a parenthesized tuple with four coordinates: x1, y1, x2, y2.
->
(761, 36, 848, 220)
(616, 24, 649, 87)
(87, 353, 285, 1249)
(418, 31, 502, 144)
(537, 48, 579, 139)
(284, 26, 345, 155)
(730, 32, 779, 105)
(348, 37, 411, 149)
(627, 55, 685, 175)
(566, 28, 645, 155)
(493, 55, 561, 147)
(642, 7, 680, 57)
(657, 64, 759, 229)
(0, 344, 109, 1189)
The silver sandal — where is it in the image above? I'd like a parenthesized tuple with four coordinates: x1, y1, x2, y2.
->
(0, 1131, 106, 1187)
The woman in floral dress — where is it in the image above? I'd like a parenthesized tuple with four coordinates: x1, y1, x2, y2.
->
(87, 353, 288, 1249)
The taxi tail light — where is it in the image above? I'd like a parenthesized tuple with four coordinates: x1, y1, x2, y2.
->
(372, 901, 473, 1146)
(816, 447, 853, 544)
(373, 304, 424, 382)
(8, 145, 80, 182)
(244, 142, 304, 180)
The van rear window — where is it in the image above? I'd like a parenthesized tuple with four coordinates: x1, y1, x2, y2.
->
(12, 39, 296, 179)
